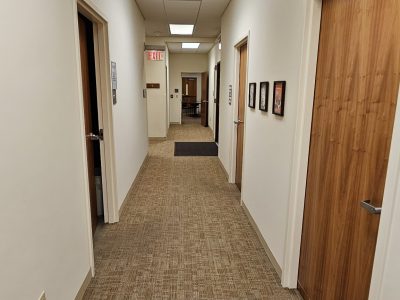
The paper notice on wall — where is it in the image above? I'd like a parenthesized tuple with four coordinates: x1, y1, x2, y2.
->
(146, 50, 165, 61)
(111, 61, 117, 90)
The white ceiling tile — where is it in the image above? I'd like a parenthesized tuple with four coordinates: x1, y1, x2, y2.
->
(136, 0, 231, 37)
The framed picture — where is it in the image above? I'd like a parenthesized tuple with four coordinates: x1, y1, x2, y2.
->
(272, 81, 286, 116)
(259, 82, 269, 112)
(249, 83, 256, 108)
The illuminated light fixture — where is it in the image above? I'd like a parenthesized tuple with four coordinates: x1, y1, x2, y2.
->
(219, 42, 222, 50)
(169, 24, 194, 35)
(182, 43, 200, 49)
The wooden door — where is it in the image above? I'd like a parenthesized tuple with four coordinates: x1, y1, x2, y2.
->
(235, 44, 248, 190)
(298, 0, 400, 299)
(78, 14, 98, 235)
(201, 72, 209, 127)
(182, 77, 197, 103)
(215, 63, 221, 143)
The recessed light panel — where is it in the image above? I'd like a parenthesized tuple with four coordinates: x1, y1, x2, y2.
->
(169, 24, 194, 35)
(182, 43, 200, 49)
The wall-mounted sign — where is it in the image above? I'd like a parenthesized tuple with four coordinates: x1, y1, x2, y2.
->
(146, 83, 160, 89)
(146, 50, 165, 61)
(229, 84, 233, 105)
(111, 61, 117, 105)
(111, 61, 117, 90)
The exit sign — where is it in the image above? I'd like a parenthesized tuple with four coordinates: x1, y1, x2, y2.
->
(147, 50, 165, 61)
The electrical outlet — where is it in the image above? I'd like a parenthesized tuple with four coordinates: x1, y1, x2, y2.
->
(38, 291, 46, 300)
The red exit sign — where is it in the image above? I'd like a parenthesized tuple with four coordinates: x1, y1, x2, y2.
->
(146, 51, 165, 61)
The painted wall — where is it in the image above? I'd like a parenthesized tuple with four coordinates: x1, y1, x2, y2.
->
(145, 52, 168, 138)
(169, 53, 208, 123)
(0, 0, 147, 298)
(0, 1, 92, 299)
(94, 0, 148, 209)
(208, 43, 222, 132)
(219, 0, 308, 268)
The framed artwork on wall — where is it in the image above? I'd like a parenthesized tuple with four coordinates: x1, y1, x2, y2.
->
(259, 82, 269, 112)
(272, 81, 286, 116)
(249, 83, 256, 109)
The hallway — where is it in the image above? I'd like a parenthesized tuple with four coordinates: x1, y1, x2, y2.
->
(83, 123, 299, 299)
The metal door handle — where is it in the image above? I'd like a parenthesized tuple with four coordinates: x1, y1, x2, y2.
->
(360, 200, 382, 215)
(234, 120, 243, 125)
(86, 129, 103, 141)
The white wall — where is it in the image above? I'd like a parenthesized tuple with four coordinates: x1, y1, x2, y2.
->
(208, 43, 222, 132)
(94, 0, 148, 209)
(0, 1, 92, 299)
(0, 0, 147, 298)
(219, 0, 308, 268)
(169, 53, 208, 123)
(145, 53, 168, 138)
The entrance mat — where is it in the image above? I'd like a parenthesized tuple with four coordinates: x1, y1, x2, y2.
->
(174, 142, 218, 157)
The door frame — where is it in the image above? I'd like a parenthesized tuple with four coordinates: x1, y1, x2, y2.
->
(281, 0, 400, 296)
(229, 34, 250, 199)
(73, 0, 119, 274)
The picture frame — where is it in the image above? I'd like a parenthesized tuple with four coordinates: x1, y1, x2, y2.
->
(259, 82, 269, 112)
(272, 81, 286, 116)
(248, 83, 256, 109)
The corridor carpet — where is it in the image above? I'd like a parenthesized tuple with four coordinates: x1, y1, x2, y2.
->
(174, 142, 218, 157)
(83, 123, 301, 299)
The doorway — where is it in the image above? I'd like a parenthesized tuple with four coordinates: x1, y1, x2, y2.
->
(234, 43, 248, 191)
(214, 63, 221, 143)
(201, 72, 209, 127)
(298, 0, 400, 299)
(181, 77, 199, 124)
(78, 14, 104, 234)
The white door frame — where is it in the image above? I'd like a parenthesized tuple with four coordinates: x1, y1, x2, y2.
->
(229, 33, 250, 197)
(281, 1, 400, 296)
(73, 0, 119, 274)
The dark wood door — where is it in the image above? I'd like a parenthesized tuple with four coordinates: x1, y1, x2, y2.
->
(182, 77, 197, 103)
(78, 14, 98, 235)
(298, 0, 400, 299)
(235, 44, 248, 190)
(215, 63, 221, 143)
(201, 72, 209, 127)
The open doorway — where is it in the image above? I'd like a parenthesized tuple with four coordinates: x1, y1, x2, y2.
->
(76, 0, 119, 241)
(234, 43, 248, 191)
(78, 13, 104, 234)
(181, 75, 200, 124)
(214, 63, 221, 143)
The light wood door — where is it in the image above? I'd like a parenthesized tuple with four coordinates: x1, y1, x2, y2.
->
(298, 0, 400, 299)
(235, 44, 248, 190)
(78, 14, 98, 235)
(201, 72, 209, 127)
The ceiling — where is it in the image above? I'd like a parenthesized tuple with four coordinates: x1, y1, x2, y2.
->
(135, 0, 231, 38)
(167, 42, 214, 54)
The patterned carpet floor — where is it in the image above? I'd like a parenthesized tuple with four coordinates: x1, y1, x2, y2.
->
(83, 123, 300, 299)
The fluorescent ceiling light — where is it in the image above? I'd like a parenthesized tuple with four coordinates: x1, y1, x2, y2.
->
(219, 42, 222, 50)
(182, 43, 200, 49)
(169, 24, 194, 35)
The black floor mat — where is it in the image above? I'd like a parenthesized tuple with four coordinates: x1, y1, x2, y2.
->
(174, 142, 218, 156)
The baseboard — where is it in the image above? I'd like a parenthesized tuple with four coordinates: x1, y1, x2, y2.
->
(119, 154, 150, 216)
(241, 202, 283, 278)
(170, 122, 180, 125)
(148, 137, 167, 141)
(217, 157, 229, 181)
(75, 269, 92, 300)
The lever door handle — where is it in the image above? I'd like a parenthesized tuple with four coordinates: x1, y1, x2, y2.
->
(360, 200, 382, 215)
(86, 129, 104, 141)
(234, 120, 243, 125)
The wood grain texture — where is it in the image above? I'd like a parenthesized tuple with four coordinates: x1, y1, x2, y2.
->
(235, 44, 248, 190)
(201, 72, 209, 127)
(298, 0, 400, 299)
(79, 14, 98, 235)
